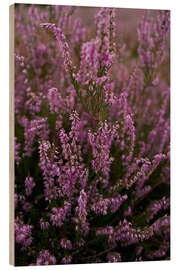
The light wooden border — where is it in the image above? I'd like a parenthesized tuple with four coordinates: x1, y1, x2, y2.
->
(9, 4, 15, 266)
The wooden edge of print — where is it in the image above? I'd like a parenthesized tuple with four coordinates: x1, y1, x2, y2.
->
(9, 4, 15, 266)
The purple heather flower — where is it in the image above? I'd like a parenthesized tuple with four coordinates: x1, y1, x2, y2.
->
(50, 201, 71, 227)
(60, 238, 72, 250)
(39, 218, 50, 230)
(14, 137, 21, 164)
(138, 11, 170, 75)
(88, 121, 119, 187)
(40, 23, 73, 73)
(61, 255, 72, 264)
(36, 250, 56, 265)
(15, 217, 33, 250)
(25, 176, 35, 196)
(146, 197, 170, 222)
(75, 189, 89, 235)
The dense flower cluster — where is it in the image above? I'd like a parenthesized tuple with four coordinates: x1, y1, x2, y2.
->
(14, 4, 170, 266)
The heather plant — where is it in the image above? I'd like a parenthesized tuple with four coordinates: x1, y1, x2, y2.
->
(14, 4, 170, 266)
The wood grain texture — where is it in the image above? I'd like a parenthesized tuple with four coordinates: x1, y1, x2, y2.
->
(9, 4, 15, 266)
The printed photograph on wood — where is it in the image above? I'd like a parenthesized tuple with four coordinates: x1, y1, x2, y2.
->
(11, 3, 170, 266)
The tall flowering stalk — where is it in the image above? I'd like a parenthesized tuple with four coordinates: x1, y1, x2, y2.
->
(40, 23, 74, 73)
(137, 10, 170, 85)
